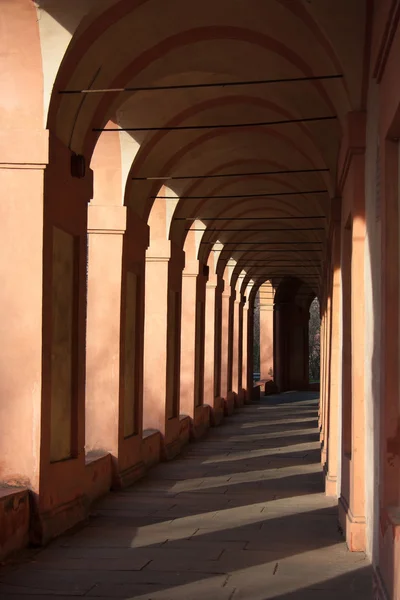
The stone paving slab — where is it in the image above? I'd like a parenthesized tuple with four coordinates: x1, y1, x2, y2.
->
(0, 392, 372, 599)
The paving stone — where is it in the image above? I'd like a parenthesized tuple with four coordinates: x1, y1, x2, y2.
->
(0, 392, 372, 599)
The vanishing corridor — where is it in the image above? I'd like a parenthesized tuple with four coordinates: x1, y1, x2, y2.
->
(0, 393, 372, 599)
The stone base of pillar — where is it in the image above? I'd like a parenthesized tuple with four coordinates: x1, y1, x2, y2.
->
(338, 495, 366, 551)
(265, 380, 279, 395)
(209, 397, 225, 426)
(321, 444, 327, 467)
(162, 437, 183, 461)
(236, 389, 246, 407)
(242, 388, 252, 404)
(113, 461, 146, 490)
(30, 454, 113, 546)
(373, 568, 390, 600)
(190, 405, 211, 440)
(325, 471, 338, 497)
(0, 488, 30, 561)
(224, 392, 236, 415)
(30, 493, 87, 547)
(142, 430, 162, 468)
(161, 416, 191, 461)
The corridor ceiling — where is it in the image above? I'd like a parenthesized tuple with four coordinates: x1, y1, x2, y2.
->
(39, 0, 368, 297)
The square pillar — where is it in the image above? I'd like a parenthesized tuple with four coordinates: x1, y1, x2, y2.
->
(0, 130, 48, 492)
(180, 263, 210, 438)
(259, 282, 274, 380)
(241, 301, 250, 403)
(86, 205, 126, 462)
(38, 134, 93, 542)
(232, 295, 244, 406)
(143, 241, 187, 459)
(338, 113, 367, 552)
(204, 275, 224, 425)
(221, 287, 235, 415)
(85, 205, 148, 488)
(325, 217, 342, 497)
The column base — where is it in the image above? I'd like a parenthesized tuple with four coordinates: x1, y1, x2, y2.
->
(0, 488, 30, 561)
(321, 444, 327, 468)
(325, 470, 338, 497)
(209, 397, 225, 426)
(235, 390, 244, 407)
(161, 416, 191, 461)
(224, 392, 236, 416)
(113, 461, 146, 490)
(338, 495, 366, 551)
(30, 494, 87, 546)
(142, 429, 162, 468)
(264, 380, 279, 395)
(373, 568, 390, 600)
(190, 405, 211, 440)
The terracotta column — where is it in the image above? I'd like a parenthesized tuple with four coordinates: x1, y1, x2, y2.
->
(242, 298, 250, 403)
(322, 291, 332, 464)
(273, 303, 284, 391)
(338, 114, 366, 551)
(34, 136, 93, 543)
(221, 284, 235, 414)
(0, 130, 48, 490)
(346, 203, 367, 549)
(85, 205, 126, 465)
(259, 282, 274, 380)
(232, 292, 242, 406)
(320, 306, 328, 447)
(85, 205, 149, 488)
(325, 215, 342, 497)
(204, 274, 224, 424)
(143, 240, 186, 459)
(319, 313, 326, 431)
(180, 261, 209, 438)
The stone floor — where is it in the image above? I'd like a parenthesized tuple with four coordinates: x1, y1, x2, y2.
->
(0, 392, 372, 599)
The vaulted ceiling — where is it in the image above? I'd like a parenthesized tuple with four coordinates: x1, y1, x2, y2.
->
(37, 0, 369, 298)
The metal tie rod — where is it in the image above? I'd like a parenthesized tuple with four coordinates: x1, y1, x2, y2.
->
(154, 189, 328, 199)
(213, 249, 322, 253)
(192, 227, 325, 232)
(208, 241, 324, 244)
(62, 74, 343, 94)
(176, 215, 327, 220)
(135, 168, 330, 181)
(94, 115, 337, 133)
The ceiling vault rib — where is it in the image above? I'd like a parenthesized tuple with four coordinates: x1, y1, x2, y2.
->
(94, 115, 337, 133)
(60, 74, 344, 95)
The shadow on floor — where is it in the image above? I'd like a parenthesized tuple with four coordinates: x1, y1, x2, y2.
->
(0, 392, 372, 600)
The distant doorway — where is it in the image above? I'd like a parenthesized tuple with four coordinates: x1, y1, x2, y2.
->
(309, 297, 321, 383)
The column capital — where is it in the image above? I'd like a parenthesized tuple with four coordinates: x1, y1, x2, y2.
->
(146, 240, 185, 269)
(88, 205, 127, 234)
(0, 129, 49, 169)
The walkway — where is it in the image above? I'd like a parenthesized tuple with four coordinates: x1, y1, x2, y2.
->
(0, 392, 372, 599)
